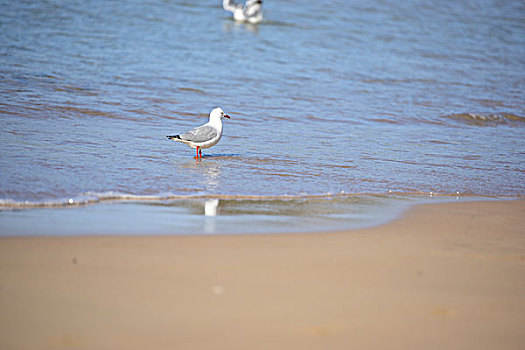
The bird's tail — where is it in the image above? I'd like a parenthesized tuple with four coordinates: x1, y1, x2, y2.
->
(167, 135, 181, 140)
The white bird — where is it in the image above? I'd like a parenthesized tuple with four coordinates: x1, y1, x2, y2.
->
(167, 107, 230, 159)
(223, 0, 263, 24)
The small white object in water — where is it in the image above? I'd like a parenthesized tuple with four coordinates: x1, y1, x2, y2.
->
(204, 199, 220, 217)
(68, 198, 74, 204)
(223, 0, 263, 24)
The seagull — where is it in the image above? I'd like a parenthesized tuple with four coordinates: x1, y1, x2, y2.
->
(223, 0, 263, 24)
(167, 107, 230, 159)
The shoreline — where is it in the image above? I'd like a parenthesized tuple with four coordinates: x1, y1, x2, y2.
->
(1, 199, 524, 349)
(1, 195, 519, 237)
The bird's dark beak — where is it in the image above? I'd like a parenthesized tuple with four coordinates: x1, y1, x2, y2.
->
(224, 114, 230, 119)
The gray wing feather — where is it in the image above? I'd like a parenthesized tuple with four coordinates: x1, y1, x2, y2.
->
(180, 125, 217, 143)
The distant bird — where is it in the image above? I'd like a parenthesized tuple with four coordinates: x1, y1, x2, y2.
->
(223, 0, 263, 24)
(167, 107, 230, 159)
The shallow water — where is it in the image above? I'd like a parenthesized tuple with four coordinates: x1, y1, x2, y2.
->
(0, 195, 492, 236)
(0, 0, 524, 234)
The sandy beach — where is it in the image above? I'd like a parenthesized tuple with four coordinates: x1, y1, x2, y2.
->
(0, 199, 524, 350)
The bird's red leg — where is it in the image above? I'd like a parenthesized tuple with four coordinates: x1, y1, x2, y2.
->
(196, 146, 200, 159)
(199, 149, 202, 158)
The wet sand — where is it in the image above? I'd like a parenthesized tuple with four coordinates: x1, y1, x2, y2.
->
(0, 199, 524, 349)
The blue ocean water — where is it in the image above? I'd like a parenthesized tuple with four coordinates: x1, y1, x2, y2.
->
(0, 0, 524, 234)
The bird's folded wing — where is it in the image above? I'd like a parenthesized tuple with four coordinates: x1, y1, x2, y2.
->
(245, 8, 260, 18)
(180, 125, 217, 143)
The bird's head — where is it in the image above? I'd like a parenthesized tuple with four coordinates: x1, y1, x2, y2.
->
(210, 107, 230, 120)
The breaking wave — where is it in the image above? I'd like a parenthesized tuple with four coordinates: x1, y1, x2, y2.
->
(0, 190, 496, 210)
